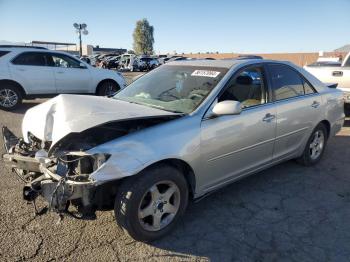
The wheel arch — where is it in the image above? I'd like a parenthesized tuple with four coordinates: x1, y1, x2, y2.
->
(0, 79, 26, 97)
(319, 119, 331, 138)
(142, 158, 197, 198)
(95, 79, 120, 95)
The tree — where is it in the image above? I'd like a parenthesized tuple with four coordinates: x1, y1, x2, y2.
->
(132, 18, 154, 55)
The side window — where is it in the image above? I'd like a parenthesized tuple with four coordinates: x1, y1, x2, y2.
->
(218, 66, 266, 108)
(269, 64, 304, 101)
(51, 54, 81, 68)
(303, 80, 316, 95)
(12, 52, 47, 66)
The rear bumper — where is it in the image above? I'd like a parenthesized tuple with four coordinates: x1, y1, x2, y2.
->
(330, 117, 345, 137)
(337, 88, 350, 104)
(343, 91, 350, 104)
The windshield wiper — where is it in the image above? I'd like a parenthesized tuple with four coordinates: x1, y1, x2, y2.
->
(142, 104, 184, 114)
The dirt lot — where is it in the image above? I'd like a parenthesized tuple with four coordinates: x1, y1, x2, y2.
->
(1, 77, 350, 261)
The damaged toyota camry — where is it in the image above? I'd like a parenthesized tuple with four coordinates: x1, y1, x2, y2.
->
(2, 59, 345, 241)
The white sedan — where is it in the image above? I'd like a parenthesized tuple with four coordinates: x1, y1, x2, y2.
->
(0, 46, 127, 110)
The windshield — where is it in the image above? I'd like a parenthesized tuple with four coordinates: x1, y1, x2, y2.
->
(114, 65, 228, 114)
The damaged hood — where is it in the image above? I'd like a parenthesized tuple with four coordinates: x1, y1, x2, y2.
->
(22, 94, 177, 146)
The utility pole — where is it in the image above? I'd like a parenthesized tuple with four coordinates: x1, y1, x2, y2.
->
(73, 23, 88, 57)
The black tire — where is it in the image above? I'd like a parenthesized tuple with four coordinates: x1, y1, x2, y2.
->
(297, 123, 328, 166)
(97, 80, 120, 96)
(114, 164, 189, 242)
(0, 85, 22, 111)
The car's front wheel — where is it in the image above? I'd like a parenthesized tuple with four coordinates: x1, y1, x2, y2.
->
(114, 165, 189, 242)
(97, 80, 120, 96)
(297, 123, 328, 166)
(0, 85, 22, 111)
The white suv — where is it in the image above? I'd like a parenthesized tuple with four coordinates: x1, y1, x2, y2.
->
(0, 46, 127, 110)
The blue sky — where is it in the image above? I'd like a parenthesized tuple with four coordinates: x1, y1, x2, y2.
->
(0, 0, 349, 54)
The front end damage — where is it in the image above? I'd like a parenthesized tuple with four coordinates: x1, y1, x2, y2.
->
(2, 126, 110, 217)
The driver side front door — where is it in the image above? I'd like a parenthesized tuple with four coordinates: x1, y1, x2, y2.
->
(199, 65, 277, 193)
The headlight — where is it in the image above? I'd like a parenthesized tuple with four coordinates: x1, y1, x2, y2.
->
(56, 152, 111, 179)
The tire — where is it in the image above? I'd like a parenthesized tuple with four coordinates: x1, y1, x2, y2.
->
(97, 81, 120, 96)
(0, 85, 22, 111)
(297, 123, 328, 166)
(114, 164, 189, 242)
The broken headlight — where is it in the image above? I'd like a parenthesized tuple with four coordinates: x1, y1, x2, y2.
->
(52, 152, 111, 181)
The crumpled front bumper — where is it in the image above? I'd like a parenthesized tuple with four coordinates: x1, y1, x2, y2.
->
(2, 126, 97, 214)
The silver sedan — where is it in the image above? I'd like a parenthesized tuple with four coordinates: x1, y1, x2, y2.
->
(2, 59, 345, 242)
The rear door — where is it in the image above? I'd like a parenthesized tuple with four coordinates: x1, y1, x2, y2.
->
(267, 63, 322, 161)
(48, 53, 92, 93)
(10, 51, 56, 94)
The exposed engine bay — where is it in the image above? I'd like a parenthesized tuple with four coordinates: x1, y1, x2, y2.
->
(2, 116, 178, 218)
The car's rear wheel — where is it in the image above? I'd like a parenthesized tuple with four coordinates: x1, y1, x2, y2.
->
(114, 165, 189, 242)
(297, 123, 328, 166)
(0, 85, 22, 111)
(97, 80, 119, 96)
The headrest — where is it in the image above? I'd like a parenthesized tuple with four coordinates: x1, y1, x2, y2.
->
(236, 75, 253, 85)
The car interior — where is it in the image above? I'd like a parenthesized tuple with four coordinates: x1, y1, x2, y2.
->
(219, 67, 266, 108)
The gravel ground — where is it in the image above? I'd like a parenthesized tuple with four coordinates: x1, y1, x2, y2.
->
(1, 77, 350, 261)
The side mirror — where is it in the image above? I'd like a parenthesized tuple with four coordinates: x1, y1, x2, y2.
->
(79, 62, 87, 69)
(212, 100, 242, 116)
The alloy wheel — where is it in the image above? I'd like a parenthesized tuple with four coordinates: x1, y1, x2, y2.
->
(138, 180, 180, 232)
(105, 83, 116, 96)
(0, 89, 18, 108)
(309, 130, 325, 160)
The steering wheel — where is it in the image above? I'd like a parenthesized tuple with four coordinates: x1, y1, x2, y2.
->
(158, 88, 179, 100)
(188, 89, 207, 100)
(188, 93, 203, 100)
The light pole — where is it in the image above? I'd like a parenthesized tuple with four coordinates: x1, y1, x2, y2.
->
(73, 23, 88, 57)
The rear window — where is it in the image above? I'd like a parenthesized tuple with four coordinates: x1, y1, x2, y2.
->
(12, 52, 47, 66)
(0, 51, 10, 58)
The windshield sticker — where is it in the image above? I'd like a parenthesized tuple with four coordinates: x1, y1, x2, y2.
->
(191, 70, 220, 78)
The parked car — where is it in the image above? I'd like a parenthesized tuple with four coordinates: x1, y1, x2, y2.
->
(304, 52, 350, 103)
(307, 61, 342, 67)
(2, 59, 344, 242)
(0, 46, 127, 110)
(80, 56, 91, 65)
(106, 56, 121, 69)
(167, 56, 189, 62)
(118, 54, 135, 71)
(131, 57, 160, 71)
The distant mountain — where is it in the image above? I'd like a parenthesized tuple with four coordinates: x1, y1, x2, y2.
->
(334, 44, 350, 53)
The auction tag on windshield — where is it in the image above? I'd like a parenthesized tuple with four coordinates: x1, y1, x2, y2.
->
(191, 70, 220, 78)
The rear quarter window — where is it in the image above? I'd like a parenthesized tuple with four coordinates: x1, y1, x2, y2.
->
(0, 51, 10, 58)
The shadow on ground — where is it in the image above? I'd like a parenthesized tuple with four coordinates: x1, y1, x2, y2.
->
(148, 135, 350, 261)
(9, 100, 43, 114)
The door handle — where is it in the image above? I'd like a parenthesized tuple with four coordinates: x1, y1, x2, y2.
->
(57, 71, 64, 74)
(262, 113, 275, 122)
(332, 71, 343, 77)
(17, 68, 25, 72)
(311, 101, 320, 108)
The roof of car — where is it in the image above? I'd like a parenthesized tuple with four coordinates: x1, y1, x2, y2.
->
(167, 58, 265, 68)
(0, 47, 79, 57)
(0, 45, 47, 50)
